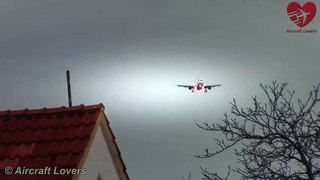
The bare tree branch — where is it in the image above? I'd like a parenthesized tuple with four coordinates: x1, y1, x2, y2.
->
(196, 82, 320, 180)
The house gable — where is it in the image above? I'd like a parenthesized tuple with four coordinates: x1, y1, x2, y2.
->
(0, 104, 129, 180)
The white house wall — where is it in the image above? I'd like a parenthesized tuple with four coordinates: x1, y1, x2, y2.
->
(79, 126, 120, 180)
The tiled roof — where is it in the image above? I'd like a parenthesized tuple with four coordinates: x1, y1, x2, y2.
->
(0, 104, 104, 180)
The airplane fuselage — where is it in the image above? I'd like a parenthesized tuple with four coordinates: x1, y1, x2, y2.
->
(192, 82, 204, 92)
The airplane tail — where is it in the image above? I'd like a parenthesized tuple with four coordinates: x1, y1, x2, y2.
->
(196, 77, 203, 82)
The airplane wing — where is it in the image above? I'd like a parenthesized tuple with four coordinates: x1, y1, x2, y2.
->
(204, 84, 222, 89)
(177, 85, 194, 89)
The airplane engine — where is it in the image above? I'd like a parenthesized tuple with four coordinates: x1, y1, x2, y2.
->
(188, 87, 193, 90)
(207, 87, 211, 90)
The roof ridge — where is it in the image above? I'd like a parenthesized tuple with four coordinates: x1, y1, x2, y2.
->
(0, 103, 104, 117)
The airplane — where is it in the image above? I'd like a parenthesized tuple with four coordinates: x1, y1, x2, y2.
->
(288, 8, 310, 25)
(176, 79, 222, 93)
(297, 8, 310, 24)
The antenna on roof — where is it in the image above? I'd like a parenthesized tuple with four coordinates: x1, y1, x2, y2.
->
(66, 70, 72, 107)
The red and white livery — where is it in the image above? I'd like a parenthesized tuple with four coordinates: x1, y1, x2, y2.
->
(177, 79, 222, 93)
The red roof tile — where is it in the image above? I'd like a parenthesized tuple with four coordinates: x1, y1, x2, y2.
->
(0, 104, 104, 180)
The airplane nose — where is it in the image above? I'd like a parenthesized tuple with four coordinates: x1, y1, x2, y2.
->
(197, 84, 203, 90)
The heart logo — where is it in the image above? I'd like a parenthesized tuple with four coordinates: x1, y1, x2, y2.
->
(287, 2, 317, 28)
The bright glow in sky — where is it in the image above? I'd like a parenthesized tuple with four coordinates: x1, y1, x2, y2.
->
(0, 0, 320, 179)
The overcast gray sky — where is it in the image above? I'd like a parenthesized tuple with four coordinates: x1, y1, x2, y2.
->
(1, 0, 320, 179)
